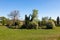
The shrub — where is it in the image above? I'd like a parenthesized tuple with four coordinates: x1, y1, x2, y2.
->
(21, 21, 38, 29)
(17, 24, 23, 29)
(10, 26, 16, 29)
(8, 25, 21, 29)
(28, 21, 38, 29)
(38, 21, 41, 26)
(0, 23, 2, 26)
(46, 20, 55, 29)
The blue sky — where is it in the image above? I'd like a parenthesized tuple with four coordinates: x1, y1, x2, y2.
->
(0, 0, 60, 20)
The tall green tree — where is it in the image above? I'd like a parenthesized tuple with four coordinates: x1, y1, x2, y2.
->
(24, 9, 39, 29)
(31, 9, 38, 21)
(57, 16, 60, 25)
(31, 9, 38, 29)
(25, 15, 30, 28)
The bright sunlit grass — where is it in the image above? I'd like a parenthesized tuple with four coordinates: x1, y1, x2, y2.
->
(0, 26, 60, 40)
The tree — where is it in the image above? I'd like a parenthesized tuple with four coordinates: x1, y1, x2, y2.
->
(8, 10, 20, 26)
(31, 9, 38, 21)
(41, 17, 49, 26)
(57, 16, 60, 25)
(22, 9, 39, 29)
(49, 17, 52, 20)
(25, 14, 30, 28)
(0, 17, 8, 25)
(30, 9, 38, 29)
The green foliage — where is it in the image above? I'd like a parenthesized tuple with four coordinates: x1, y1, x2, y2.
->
(2, 19, 6, 25)
(25, 14, 30, 25)
(46, 20, 56, 29)
(6, 20, 21, 29)
(41, 17, 48, 26)
(23, 14, 30, 29)
(38, 21, 41, 26)
(29, 21, 38, 29)
(15, 20, 22, 29)
(31, 9, 38, 21)
(8, 25, 21, 29)
(7, 20, 12, 26)
(57, 16, 60, 25)
(0, 17, 8, 25)
(23, 9, 39, 29)
(9, 26, 16, 29)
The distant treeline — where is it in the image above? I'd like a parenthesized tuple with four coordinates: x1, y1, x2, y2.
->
(0, 9, 60, 29)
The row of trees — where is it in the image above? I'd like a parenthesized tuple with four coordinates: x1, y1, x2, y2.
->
(0, 9, 59, 29)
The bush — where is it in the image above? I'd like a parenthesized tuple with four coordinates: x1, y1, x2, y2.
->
(6, 20, 22, 29)
(27, 21, 38, 29)
(21, 21, 38, 29)
(0, 23, 2, 26)
(46, 20, 55, 29)
(10, 26, 16, 29)
(6, 22, 21, 29)
(8, 25, 21, 29)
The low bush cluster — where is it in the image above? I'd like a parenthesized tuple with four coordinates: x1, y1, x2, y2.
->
(20, 21, 38, 29)
(6, 19, 56, 29)
(46, 20, 55, 29)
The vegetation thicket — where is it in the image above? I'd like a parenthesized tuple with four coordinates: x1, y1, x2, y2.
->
(0, 9, 59, 29)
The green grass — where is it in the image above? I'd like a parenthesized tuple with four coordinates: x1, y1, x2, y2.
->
(0, 26, 60, 40)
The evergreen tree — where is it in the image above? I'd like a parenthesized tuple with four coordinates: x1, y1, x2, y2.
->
(57, 16, 60, 24)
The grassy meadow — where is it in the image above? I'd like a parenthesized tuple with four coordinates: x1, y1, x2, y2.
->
(0, 26, 60, 40)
